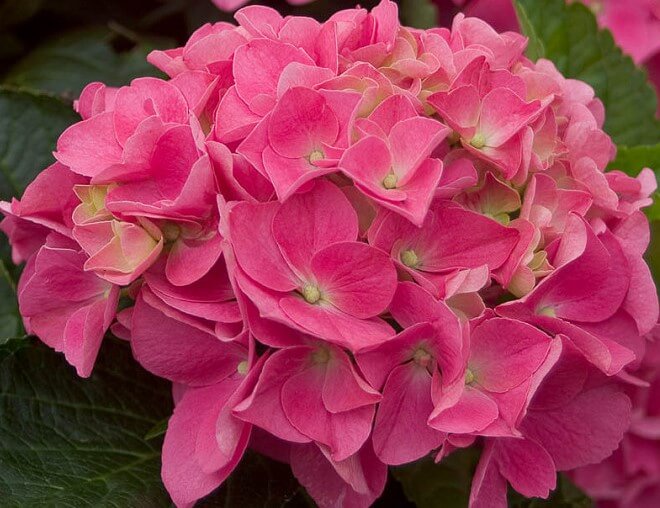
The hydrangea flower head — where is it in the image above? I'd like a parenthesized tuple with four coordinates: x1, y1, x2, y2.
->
(1, 1, 657, 507)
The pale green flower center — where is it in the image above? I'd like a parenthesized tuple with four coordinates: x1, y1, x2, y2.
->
(413, 348, 432, 367)
(302, 283, 321, 304)
(400, 249, 419, 268)
(312, 347, 331, 365)
(537, 306, 556, 318)
(465, 369, 475, 385)
(309, 149, 324, 163)
(237, 360, 249, 375)
(470, 133, 486, 149)
(382, 173, 398, 189)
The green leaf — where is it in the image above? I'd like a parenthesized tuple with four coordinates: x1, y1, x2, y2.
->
(648, 220, 660, 287)
(0, 259, 21, 340)
(609, 144, 660, 175)
(400, 0, 439, 30)
(0, 87, 78, 199)
(199, 451, 311, 508)
(0, 0, 42, 29)
(144, 418, 168, 441)
(392, 447, 481, 508)
(0, 339, 173, 505)
(0, 336, 28, 360)
(514, 0, 660, 146)
(3, 28, 169, 100)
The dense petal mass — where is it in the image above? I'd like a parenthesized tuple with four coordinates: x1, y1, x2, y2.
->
(1, 1, 657, 507)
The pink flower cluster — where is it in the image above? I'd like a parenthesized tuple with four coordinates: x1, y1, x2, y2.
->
(437, 0, 660, 100)
(572, 326, 660, 508)
(1, 1, 658, 506)
(212, 0, 315, 11)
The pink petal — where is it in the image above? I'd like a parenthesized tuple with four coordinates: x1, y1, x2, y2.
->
(372, 364, 445, 465)
(311, 241, 397, 318)
(225, 201, 297, 292)
(469, 318, 552, 393)
(55, 112, 122, 177)
(290, 441, 387, 508)
(131, 289, 247, 386)
(232, 347, 312, 444)
(322, 348, 381, 413)
(429, 386, 499, 434)
(268, 87, 339, 158)
(279, 295, 395, 351)
(479, 88, 542, 146)
(388, 117, 449, 178)
(272, 181, 358, 279)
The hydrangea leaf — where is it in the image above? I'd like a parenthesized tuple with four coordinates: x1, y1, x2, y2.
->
(0, 0, 42, 30)
(400, 0, 439, 30)
(608, 145, 660, 220)
(199, 451, 311, 507)
(0, 87, 78, 200)
(514, 0, 660, 146)
(0, 339, 173, 505)
(609, 144, 660, 176)
(0, 258, 21, 341)
(3, 28, 170, 99)
(392, 448, 480, 508)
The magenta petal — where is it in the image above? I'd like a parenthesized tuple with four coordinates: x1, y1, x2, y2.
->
(469, 318, 552, 393)
(272, 181, 358, 279)
(388, 117, 449, 178)
(524, 381, 632, 470)
(55, 112, 123, 177)
(162, 381, 243, 508)
(372, 364, 445, 465)
(339, 136, 394, 189)
(232, 348, 311, 443)
(279, 295, 394, 351)
(429, 386, 499, 434)
(225, 201, 297, 292)
(261, 145, 336, 201)
(281, 365, 373, 460)
(311, 241, 397, 318)
(268, 87, 339, 158)
(290, 441, 387, 508)
(166, 233, 223, 287)
(63, 286, 120, 377)
(495, 438, 556, 499)
(322, 348, 381, 413)
(131, 290, 247, 386)
(469, 441, 508, 508)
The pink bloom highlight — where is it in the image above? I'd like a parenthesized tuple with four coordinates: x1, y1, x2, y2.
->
(0, 1, 657, 506)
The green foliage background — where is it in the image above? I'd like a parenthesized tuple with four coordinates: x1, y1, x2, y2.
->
(0, 0, 657, 506)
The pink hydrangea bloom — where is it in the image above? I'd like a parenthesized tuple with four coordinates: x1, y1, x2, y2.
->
(0, 1, 657, 506)
(211, 0, 316, 12)
(438, 0, 660, 105)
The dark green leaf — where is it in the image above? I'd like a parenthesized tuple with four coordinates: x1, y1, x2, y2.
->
(514, 0, 660, 146)
(0, 0, 42, 29)
(0, 339, 173, 506)
(608, 144, 660, 175)
(392, 447, 481, 508)
(3, 28, 170, 100)
(199, 451, 310, 508)
(400, 0, 439, 30)
(0, 336, 28, 360)
(0, 258, 21, 340)
(0, 87, 78, 199)
(144, 418, 168, 441)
